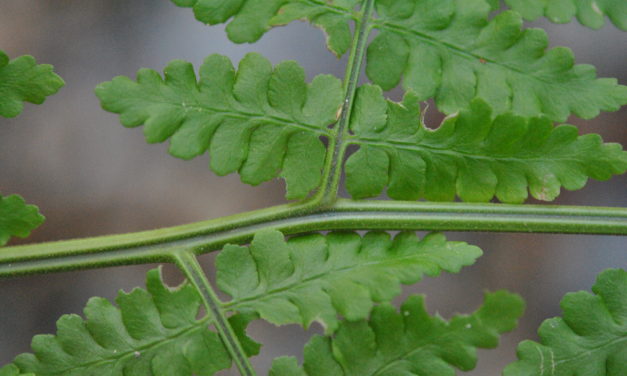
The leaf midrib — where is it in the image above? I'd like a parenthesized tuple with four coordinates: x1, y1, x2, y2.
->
(171, 101, 332, 136)
(369, 316, 483, 376)
(350, 136, 588, 164)
(34, 316, 210, 374)
(374, 20, 556, 86)
(221, 249, 444, 309)
(371, 322, 627, 375)
(552, 335, 627, 367)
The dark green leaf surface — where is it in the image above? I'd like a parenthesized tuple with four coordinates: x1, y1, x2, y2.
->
(96, 53, 343, 199)
(0, 194, 45, 246)
(218, 230, 482, 333)
(9, 268, 255, 376)
(270, 291, 525, 375)
(504, 268, 627, 376)
(345, 87, 627, 203)
(504, 0, 627, 30)
(170, 0, 358, 56)
(0, 50, 64, 118)
(367, 0, 627, 121)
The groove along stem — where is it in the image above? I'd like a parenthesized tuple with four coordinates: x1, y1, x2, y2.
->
(174, 250, 256, 376)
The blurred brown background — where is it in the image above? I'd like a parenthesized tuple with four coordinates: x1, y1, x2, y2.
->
(0, 1, 625, 374)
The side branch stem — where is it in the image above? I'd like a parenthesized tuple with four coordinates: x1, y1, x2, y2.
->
(1, 200, 625, 277)
(174, 250, 256, 376)
(318, 0, 375, 206)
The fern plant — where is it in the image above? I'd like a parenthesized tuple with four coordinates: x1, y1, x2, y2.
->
(1, 0, 626, 375)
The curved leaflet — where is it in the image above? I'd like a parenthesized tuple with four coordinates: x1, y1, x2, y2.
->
(95, 53, 343, 200)
(367, 0, 627, 121)
(504, 268, 627, 376)
(7, 268, 258, 376)
(270, 291, 525, 375)
(170, 0, 359, 56)
(0, 50, 57, 246)
(0, 50, 64, 118)
(0, 194, 45, 247)
(270, 0, 360, 56)
(170, 0, 285, 43)
(503, 0, 627, 31)
(345, 86, 627, 203)
(217, 229, 482, 333)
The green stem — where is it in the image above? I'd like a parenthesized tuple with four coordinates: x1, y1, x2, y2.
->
(1, 200, 625, 277)
(173, 250, 256, 376)
(317, 0, 375, 206)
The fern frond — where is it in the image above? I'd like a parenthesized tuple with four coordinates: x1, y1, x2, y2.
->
(8, 268, 258, 376)
(170, 1, 627, 121)
(367, 0, 627, 121)
(345, 86, 627, 203)
(504, 268, 627, 376)
(95, 53, 343, 199)
(0, 50, 64, 118)
(0, 194, 45, 246)
(504, 0, 627, 31)
(170, 0, 359, 56)
(217, 230, 482, 333)
(270, 291, 525, 375)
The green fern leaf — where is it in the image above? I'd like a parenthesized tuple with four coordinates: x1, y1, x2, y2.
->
(217, 230, 482, 333)
(269, 0, 359, 56)
(95, 53, 343, 200)
(367, 0, 627, 121)
(8, 268, 258, 376)
(0, 194, 45, 246)
(269, 357, 307, 376)
(0, 365, 33, 376)
(170, 1, 358, 56)
(504, 0, 627, 31)
(270, 291, 525, 375)
(504, 268, 627, 376)
(170, 0, 284, 44)
(345, 86, 627, 203)
(0, 50, 64, 118)
(169, 0, 626, 120)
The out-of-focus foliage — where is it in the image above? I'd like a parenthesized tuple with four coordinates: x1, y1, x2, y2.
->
(0, 50, 63, 118)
